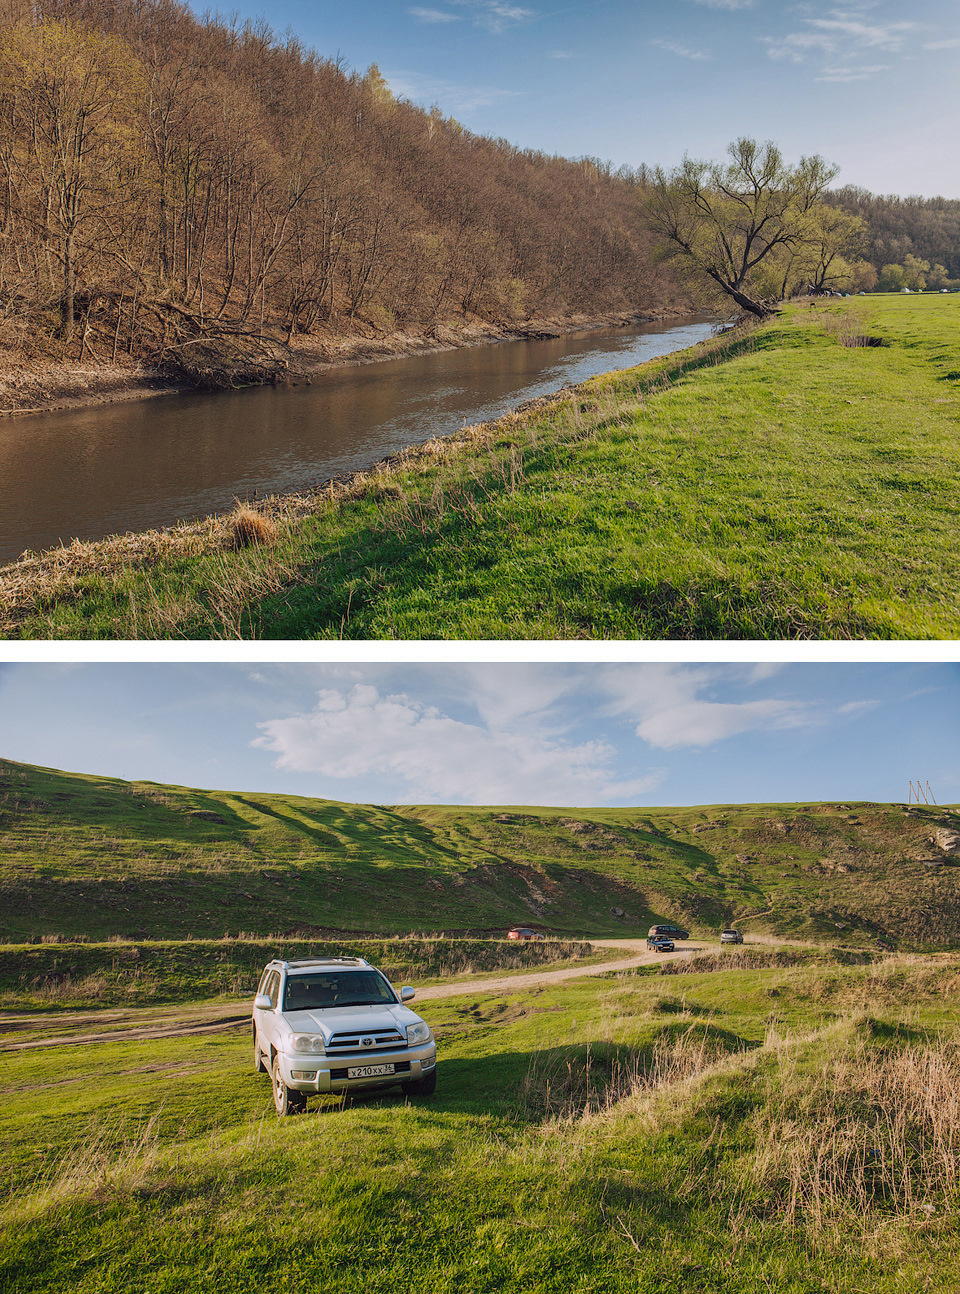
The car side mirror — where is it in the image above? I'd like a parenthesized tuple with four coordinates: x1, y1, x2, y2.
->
(400, 986, 415, 1002)
(253, 994, 273, 1010)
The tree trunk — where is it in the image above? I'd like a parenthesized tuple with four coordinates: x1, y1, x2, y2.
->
(62, 228, 75, 340)
(725, 285, 773, 317)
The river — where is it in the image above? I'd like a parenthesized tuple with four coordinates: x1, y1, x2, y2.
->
(0, 315, 717, 563)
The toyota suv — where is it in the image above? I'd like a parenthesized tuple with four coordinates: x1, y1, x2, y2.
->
(252, 957, 437, 1115)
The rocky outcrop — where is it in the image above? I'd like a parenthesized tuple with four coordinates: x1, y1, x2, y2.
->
(931, 827, 960, 858)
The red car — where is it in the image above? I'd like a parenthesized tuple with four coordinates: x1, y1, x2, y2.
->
(507, 927, 545, 941)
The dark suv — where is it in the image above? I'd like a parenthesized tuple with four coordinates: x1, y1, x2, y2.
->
(646, 924, 689, 948)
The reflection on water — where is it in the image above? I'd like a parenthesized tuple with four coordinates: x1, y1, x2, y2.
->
(0, 316, 716, 561)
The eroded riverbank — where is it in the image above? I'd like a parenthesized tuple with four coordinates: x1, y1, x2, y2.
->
(0, 309, 682, 420)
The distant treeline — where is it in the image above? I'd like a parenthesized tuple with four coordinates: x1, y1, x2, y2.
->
(0, 0, 678, 365)
(829, 186, 960, 282)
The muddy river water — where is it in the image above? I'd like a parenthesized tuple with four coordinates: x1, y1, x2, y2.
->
(1, 315, 717, 563)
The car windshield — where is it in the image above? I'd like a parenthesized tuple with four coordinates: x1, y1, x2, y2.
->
(282, 970, 396, 1012)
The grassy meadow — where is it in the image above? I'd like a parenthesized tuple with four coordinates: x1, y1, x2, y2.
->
(4, 951, 960, 1292)
(2, 293, 958, 640)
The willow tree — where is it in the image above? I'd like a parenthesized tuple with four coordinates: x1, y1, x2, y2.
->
(645, 138, 838, 317)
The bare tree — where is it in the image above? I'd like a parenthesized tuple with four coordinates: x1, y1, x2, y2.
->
(0, 18, 143, 340)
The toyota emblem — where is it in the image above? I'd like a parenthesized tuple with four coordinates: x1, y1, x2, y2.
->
(362, 1036, 374, 1048)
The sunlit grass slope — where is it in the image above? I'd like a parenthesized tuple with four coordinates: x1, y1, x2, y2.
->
(3, 294, 958, 640)
(2, 758, 959, 948)
(4, 954, 960, 1292)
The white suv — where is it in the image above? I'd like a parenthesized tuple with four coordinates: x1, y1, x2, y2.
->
(252, 957, 437, 1115)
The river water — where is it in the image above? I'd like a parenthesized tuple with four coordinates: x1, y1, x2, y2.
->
(0, 315, 716, 562)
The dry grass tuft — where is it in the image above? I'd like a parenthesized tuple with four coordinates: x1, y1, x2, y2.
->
(658, 947, 814, 976)
(227, 505, 278, 549)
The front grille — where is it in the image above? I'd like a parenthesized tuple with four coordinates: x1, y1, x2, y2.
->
(330, 1060, 411, 1080)
(326, 1028, 405, 1053)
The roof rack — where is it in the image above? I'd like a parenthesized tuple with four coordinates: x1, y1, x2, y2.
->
(273, 957, 370, 970)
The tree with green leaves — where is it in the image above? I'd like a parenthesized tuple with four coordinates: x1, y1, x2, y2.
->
(644, 138, 838, 316)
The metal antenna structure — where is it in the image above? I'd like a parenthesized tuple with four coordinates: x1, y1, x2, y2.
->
(908, 780, 937, 806)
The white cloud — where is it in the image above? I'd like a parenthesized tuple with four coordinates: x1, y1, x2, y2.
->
(408, 6, 461, 21)
(253, 684, 660, 805)
(249, 666, 895, 804)
(407, 1, 533, 33)
(764, 9, 918, 66)
(687, 0, 755, 8)
(384, 71, 524, 112)
(837, 699, 881, 716)
(924, 37, 960, 50)
(476, 2, 535, 32)
(764, 31, 835, 61)
(634, 698, 812, 749)
(808, 17, 917, 50)
(588, 664, 817, 750)
(816, 63, 889, 81)
(652, 38, 712, 61)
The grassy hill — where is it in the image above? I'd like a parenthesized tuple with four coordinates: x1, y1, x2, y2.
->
(2, 757, 958, 948)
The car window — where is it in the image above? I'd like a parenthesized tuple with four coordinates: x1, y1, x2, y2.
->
(283, 970, 396, 1012)
(262, 970, 281, 1008)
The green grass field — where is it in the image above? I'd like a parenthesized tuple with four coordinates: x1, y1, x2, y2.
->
(3, 294, 958, 640)
(4, 952, 960, 1292)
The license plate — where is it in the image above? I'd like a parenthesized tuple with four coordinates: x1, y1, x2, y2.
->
(347, 1063, 395, 1079)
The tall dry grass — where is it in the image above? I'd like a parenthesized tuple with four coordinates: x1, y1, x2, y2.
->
(6, 1112, 164, 1225)
(519, 1023, 727, 1122)
(751, 1031, 960, 1230)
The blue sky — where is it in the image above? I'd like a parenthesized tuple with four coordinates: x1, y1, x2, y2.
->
(1, 662, 957, 807)
(199, 0, 960, 197)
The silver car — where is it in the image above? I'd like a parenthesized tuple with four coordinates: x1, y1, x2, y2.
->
(720, 929, 744, 945)
(252, 956, 437, 1115)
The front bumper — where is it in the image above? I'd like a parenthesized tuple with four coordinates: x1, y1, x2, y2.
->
(279, 1042, 437, 1092)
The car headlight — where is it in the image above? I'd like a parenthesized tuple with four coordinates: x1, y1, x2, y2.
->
(406, 1022, 431, 1046)
(291, 1034, 326, 1055)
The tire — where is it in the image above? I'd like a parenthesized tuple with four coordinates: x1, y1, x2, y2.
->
(253, 1029, 267, 1074)
(401, 1068, 437, 1097)
(272, 1055, 307, 1116)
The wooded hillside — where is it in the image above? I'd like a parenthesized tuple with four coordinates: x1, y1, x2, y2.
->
(829, 186, 960, 282)
(0, 0, 677, 378)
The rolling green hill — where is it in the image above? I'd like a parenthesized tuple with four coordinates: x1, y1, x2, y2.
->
(2, 758, 958, 948)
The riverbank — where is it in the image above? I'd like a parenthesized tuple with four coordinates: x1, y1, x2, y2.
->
(3, 295, 958, 640)
(0, 308, 679, 419)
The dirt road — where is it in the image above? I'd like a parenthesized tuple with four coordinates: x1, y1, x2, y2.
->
(2, 939, 707, 1052)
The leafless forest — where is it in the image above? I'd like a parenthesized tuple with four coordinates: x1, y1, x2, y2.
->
(0, 0, 685, 379)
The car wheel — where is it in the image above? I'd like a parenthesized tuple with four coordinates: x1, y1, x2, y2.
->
(401, 1069, 437, 1097)
(253, 1029, 267, 1074)
(272, 1055, 307, 1116)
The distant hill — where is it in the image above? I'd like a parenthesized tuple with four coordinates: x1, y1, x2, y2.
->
(2, 759, 958, 948)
